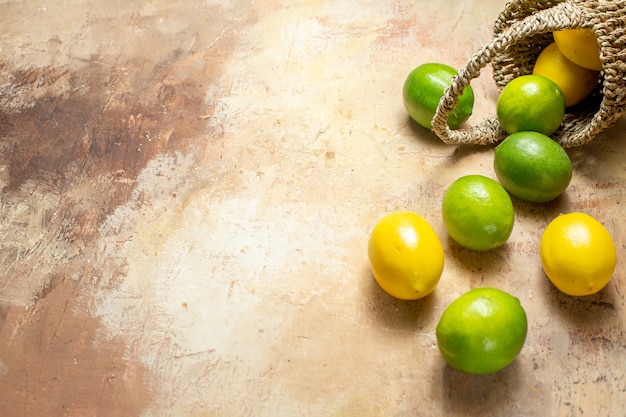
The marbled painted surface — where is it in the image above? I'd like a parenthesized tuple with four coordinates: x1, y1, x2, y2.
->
(0, 1, 624, 416)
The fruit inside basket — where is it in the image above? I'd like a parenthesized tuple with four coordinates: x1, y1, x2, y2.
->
(431, 0, 626, 148)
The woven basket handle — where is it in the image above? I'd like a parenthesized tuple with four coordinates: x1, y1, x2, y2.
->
(431, 1, 587, 146)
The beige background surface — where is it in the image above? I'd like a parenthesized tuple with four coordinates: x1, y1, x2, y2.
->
(0, 0, 624, 416)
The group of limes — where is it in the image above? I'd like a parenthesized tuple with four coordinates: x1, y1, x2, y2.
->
(368, 29, 618, 375)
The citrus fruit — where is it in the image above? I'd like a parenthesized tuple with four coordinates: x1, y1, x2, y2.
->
(436, 287, 528, 375)
(494, 131, 572, 203)
(496, 74, 565, 136)
(533, 42, 600, 107)
(402, 63, 474, 130)
(553, 28, 603, 71)
(540, 212, 617, 296)
(368, 211, 444, 300)
(442, 175, 514, 251)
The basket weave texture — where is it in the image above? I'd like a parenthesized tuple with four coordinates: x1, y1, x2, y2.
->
(431, 0, 626, 148)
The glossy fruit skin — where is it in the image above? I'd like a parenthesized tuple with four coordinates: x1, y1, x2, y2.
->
(494, 131, 572, 203)
(436, 287, 528, 375)
(442, 175, 514, 251)
(402, 63, 474, 129)
(368, 212, 444, 300)
(553, 29, 603, 71)
(496, 74, 565, 136)
(533, 42, 600, 107)
(540, 212, 617, 296)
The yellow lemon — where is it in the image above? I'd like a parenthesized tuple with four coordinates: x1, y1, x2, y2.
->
(533, 42, 600, 107)
(368, 212, 444, 300)
(540, 212, 617, 296)
(553, 29, 603, 71)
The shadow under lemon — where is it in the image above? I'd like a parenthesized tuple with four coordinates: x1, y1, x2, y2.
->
(363, 265, 439, 333)
(539, 262, 620, 327)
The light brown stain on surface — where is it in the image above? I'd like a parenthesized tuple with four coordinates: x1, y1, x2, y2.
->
(0, 1, 253, 415)
(0, 278, 151, 417)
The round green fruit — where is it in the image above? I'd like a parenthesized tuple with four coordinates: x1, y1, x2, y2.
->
(436, 287, 528, 375)
(496, 74, 565, 136)
(494, 131, 572, 203)
(402, 63, 474, 130)
(441, 175, 514, 251)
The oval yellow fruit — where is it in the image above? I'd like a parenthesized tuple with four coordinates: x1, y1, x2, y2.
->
(540, 212, 616, 296)
(533, 42, 600, 107)
(368, 211, 444, 300)
(553, 29, 603, 71)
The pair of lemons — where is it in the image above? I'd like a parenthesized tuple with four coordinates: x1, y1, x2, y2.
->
(367, 208, 616, 375)
(496, 27, 602, 139)
(496, 28, 602, 138)
(536, 29, 603, 108)
(498, 28, 602, 136)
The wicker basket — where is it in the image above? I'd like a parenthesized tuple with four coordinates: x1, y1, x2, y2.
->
(431, 0, 626, 148)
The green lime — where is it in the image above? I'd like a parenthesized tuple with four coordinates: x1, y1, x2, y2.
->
(496, 74, 565, 136)
(402, 63, 474, 130)
(436, 287, 528, 375)
(494, 131, 572, 203)
(441, 175, 514, 251)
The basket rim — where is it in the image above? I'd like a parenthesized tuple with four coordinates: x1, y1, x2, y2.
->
(431, 0, 625, 147)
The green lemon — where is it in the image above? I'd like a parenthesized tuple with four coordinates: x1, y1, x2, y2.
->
(494, 131, 572, 203)
(441, 175, 514, 251)
(496, 74, 565, 136)
(436, 287, 528, 375)
(402, 63, 474, 130)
